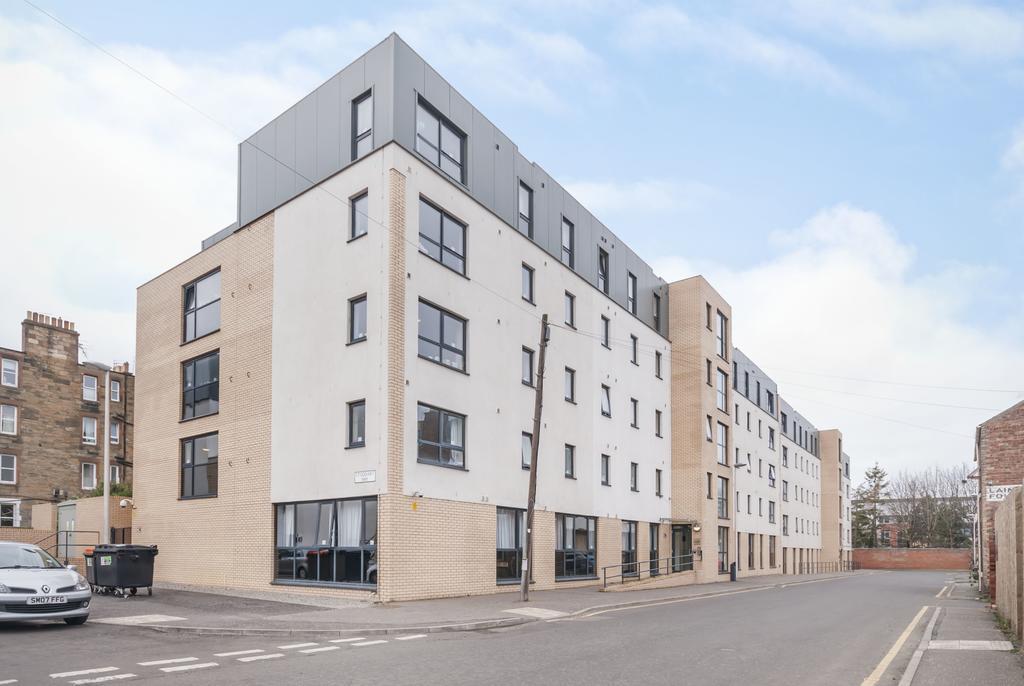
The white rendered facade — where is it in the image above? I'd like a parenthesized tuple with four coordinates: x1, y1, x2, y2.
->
(779, 398, 822, 572)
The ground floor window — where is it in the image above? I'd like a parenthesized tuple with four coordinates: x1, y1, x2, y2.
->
(622, 521, 637, 576)
(0, 500, 18, 527)
(556, 513, 596, 579)
(718, 526, 729, 574)
(748, 533, 754, 569)
(769, 535, 777, 568)
(496, 507, 524, 582)
(275, 497, 377, 586)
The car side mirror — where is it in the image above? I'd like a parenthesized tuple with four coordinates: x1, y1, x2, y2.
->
(67, 564, 78, 573)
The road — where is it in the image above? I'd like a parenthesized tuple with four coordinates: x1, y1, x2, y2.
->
(0, 571, 1008, 685)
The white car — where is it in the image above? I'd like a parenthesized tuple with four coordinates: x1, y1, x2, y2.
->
(0, 541, 91, 625)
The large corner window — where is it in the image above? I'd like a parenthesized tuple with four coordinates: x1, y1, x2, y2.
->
(417, 300, 466, 372)
(352, 90, 373, 159)
(417, 403, 465, 469)
(418, 198, 466, 275)
(518, 182, 533, 237)
(415, 97, 465, 183)
(496, 507, 525, 582)
(183, 270, 221, 343)
(182, 351, 219, 420)
(556, 513, 596, 579)
(275, 497, 377, 586)
(181, 433, 218, 498)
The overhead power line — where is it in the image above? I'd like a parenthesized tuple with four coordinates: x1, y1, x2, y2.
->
(765, 367, 1022, 395)
(775, 380, 1005, 412)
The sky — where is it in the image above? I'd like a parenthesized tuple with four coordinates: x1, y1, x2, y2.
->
(1, 0, 1022, 482)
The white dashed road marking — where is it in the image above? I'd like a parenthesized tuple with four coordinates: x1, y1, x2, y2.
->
(395, 634, 426, 641)
(159, 662, 217, 673)
(299, 646, 340, 654)
(214, 649, 264, 657)
(353, 640, 388, 647)
(137, 657, 197, 666)
(277, 642, 319, 650)
(0, 680, 17, 684)
(50, 667, 120, 679)
(238, 653, 284, 663)
(328, 637, 365, 643)
(68, 675, 136, 685)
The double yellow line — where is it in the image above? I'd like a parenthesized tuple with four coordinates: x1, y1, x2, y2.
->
(861, 605, 930, 686)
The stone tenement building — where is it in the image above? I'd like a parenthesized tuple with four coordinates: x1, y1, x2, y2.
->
(976, 399, 1024, 598)
(0, 312, 134, 528)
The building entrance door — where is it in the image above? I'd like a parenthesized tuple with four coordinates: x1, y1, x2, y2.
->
(671, 524, 692, 571)
(57, 502, 77, 561)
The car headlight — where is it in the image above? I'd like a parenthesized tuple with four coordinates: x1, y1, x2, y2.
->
(0, 583, 9, 593)
(74, 574, 90, 591)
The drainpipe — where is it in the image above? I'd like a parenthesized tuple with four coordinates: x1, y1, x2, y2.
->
(102, 369, 110, 545)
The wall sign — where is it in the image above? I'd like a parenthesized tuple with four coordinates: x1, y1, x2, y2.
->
(354, 470, 376, 484)
(986, 484, 1018, 503)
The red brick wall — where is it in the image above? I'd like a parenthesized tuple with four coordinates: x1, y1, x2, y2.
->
(978, 402, 1024, 598)
(854, 547, 971, 570)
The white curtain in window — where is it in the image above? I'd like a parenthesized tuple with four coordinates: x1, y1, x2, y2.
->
(276, 504, 294, 547)
(496, 509, 516, 549)
(338, 500, 362, 547)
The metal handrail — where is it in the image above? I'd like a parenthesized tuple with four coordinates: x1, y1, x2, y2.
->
(602, 552, 698, 588)
(794, 560, 858, 575)
(34, 530, 101, 564)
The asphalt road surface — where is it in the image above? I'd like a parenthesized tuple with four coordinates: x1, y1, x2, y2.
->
(0, 571, 1001, 685)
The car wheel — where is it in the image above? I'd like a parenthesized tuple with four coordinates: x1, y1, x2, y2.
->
(129, 588, 138, 596)
(65, 616, 88, 626)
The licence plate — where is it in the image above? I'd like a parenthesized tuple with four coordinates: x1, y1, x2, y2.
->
(28, 595, 67, 605)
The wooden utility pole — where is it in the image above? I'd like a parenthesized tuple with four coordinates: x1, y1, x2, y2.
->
(521, 314, 549, 602)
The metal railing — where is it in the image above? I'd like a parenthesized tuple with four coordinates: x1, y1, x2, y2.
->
(795, 560, 858, 575)
(602, 552, 698, 588)
(35, 530, 100, 564)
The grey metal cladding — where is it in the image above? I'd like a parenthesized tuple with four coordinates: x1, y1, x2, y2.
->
(732, 348, 779, 416)
(778, 396, 819, 442)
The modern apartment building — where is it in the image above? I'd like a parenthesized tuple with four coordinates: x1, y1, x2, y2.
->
(820, 429, 853, 566)
(0, 312, 133, 528)
(134, 34, 672, 602)
(778, 398, 822, 573)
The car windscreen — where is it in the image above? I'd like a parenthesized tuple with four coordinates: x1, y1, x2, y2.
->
(0, 546, 64, 569)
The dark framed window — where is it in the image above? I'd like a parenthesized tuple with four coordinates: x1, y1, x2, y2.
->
(716, 369, 728, 410)
(655, 409, 663, 437)
(717, 476, 729, 518)
(627, 272, 637, 314)
(630, 397, 639, 428)
(630, 462, 639, 491)
(564, 367, 575, 403)
(182, 351, 219, 420)
(497, 507, 525, 582)
(183, 269, 221, 343)
(417, 300, 466, 372)
(275, 497, 377, 586)
(522, 347, 534, 386)
(181, 433, 218, 498)
(418, 198, 466, 275)
(416, 403, 465, 468)
(521, 432, 532, 470)
(717, 422, 728, 465)
(655, 468, 663, 496)
(518, 181, 533, 237)
(560, 217, 574, 268)
(655, 351, 662, 378)
(349, 295, 367, 343)
(630, 335, 639, 365)
(718, 526, 729, 574)
(352, 90, 373, 159)
(600, 385, 611, 417)
(415, 97, 465, 183)
(556, 513, 596, 579)
(521, 263, 534, 303)
(601, 454, 610, 485)
(564, 444, 575, 478)
(622, 521, 637, 575)
(716, 310, 727, 359)
(347, 400, 365, 448)
(351, 191, 369, 239)
(564, 291, 575, 328)
(653, 293, 661, 331)
(601, 316, 610, 348)
(597, 248, 609, 294)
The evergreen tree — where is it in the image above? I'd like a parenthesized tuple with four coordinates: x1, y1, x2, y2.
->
(852, 463, 889, 548)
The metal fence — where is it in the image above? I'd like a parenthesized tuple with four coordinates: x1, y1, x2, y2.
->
(602, 553, 698, 588)
(797, 560, 858, 575)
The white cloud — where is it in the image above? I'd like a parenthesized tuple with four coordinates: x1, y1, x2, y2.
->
(652, 203, 1024, 479)
(1004, 123, 1024, 171)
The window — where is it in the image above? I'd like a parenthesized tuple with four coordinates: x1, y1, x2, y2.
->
(653, 293, 661, 331)
(622, 521, 638, 575)
(183, 270, 221, 342)
(769, 427, 776, 450)
(564, 367, 576, 403)
(705, 415, 713, 442)
(522, 347, 534, 386)
(81, 462, 97, 490)
(181, 433, 218, 498)
(560, 217, 574, 268)
(758, 498, 763, 516)
(759, 459, 763, 477)
(518, 182, 533, 237)
(735, 405, 740, 424)
(655, 468, 663, 496)
(182, 351, 219, 420)
(706, 303, 712, 329)
(748, 533, 755, 569)
(348, 400, 366, 448)
(769, 500, 776, 523)
(556, 514, 596, 579)
(275, 497, 377, 585)
(718, 526, 729, 574)
(600, 316, 610, 348)
(630, 462, 639, 491)
(655, 351, 662, 378)
(497, 507, 525, 581)
(769, 535, 777, 567)
(415, 98, 465, 183)
(417, 300, 466, 372)
(0, 405, 16, 435)
(564, 292, 576, 328)
(758, 419, 762, 438)
(109, 464, 121, 486)
(768, 464, 776, 488)
(630, 335, 639, 365)
(655, 409, 663, 437)
(707, 472, 713, 499)
(716, 369, 727, 411)
(747, 494, 751, 514)
(782, 480, 789, 501)
(744, 371, 750, 397)
(715, 311, 727, 359)
(83, 375, 98, 402)
(417, 403, 465, 469)
(564, 444, 576, 478)
(1, 359, 17, 387)
(782, 446, 788, 467)
(110, 379, 121, 403)
(82, 417, 97, 445)
(521, 432, 533, 470)
(349, 295, 367, 343)
(597, 248, 609, 294)
(630, 398, 639, 428)
(600, 385, 611, 417)
(716, 423, 728, 465)
(627, 272, 637, 314)
(601, 454, 610, 485)
(352, 90, 372, 159)
(717, 476, 729, 518)
(351, 191, 369, 239)
(782, 515, 789, 536)
(0, 502, 16, 527)
(781, 412, 788, 433)
(0, 455, 15, 484)
(766, 390, 775, 415)
(110, 421, 120, 445)
(521, 264, 534, 303)
(418, 199, 466, 275)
